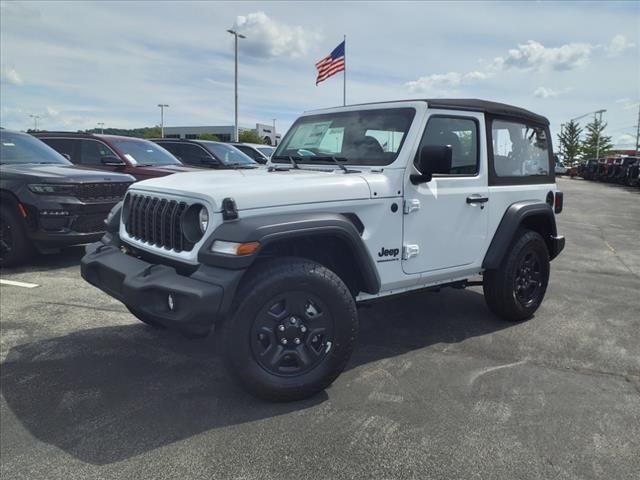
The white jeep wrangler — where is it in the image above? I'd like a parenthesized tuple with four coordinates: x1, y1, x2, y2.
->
(81, 99, 565, 401)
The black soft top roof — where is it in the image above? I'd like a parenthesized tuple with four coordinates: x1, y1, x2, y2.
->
(336, 98, 550, 126)
(425, 99, 549, 126)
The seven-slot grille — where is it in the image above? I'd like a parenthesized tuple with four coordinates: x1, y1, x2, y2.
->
(76, 182, 131, 202)
(124, 193, 195, 252)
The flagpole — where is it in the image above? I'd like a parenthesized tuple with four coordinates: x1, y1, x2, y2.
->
(343, 34, 346, 106)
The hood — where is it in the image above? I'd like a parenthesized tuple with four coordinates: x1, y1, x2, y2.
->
(134, 164, 202, 175)
(131, 168, 375, 211)
(0, 163, 134, 183)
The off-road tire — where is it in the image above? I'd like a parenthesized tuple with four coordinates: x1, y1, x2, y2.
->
(483, 229, 550, 322)
(0, 205, 33, 268)
(222, 257, 358, 402)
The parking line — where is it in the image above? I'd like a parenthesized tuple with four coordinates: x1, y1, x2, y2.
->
(0, 279, 40, 289)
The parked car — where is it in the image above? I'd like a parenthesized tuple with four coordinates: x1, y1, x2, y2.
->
(554, 155, 568, 175)
(0, 129, 134, 267)
(33, 132, 202, 181)
(231, 143, 275, 164)
(81, 98, 564, 401)
(580, 159, 598, 180)
(619, 156, 639, 186)
(152, 139, 258, 169)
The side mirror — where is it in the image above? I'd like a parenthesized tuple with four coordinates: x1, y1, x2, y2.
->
(101, 156, 126, 167)
(410, 145, 452, 184)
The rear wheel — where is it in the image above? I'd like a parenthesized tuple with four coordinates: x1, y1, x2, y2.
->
(483, 229, 550, 322)
(0, 205, 33, 268)
(223, 257, 358, 401)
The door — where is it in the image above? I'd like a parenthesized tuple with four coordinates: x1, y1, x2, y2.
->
(78, 139, 121, 172)
(402, 111, 488, 274)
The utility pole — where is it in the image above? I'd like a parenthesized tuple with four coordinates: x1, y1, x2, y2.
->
(594, 109, 606, 160)
(157, 104, 169, 138)
(29, 114, 40, 131)
(97, 122, 105, 134)
(636, 105, 640, 157)
(227, 29, 246, 142)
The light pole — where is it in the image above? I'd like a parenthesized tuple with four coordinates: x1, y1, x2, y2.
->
(227, 29, 246, 142)
(29, 114, 40, 131)
(97, 122, 105, 134)
(157, 104, 169, 138)
(594, 109, 606, 160)
(272, 118, 276, 145)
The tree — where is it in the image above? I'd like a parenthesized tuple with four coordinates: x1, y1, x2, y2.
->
(557, 120, 582, 162)
(142, 127, 162, 139)
(238, 130, 264, 144)
(581, 117, 613, 159)
(197, 133, 220, 141)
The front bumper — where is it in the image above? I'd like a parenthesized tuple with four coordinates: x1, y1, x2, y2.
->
(81, 242, 243, 336)
(549, 235, 565, 260)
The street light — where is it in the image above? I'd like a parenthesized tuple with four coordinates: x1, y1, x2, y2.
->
(272, 118, 277, 145)
(97, 122, 105, 134)
(29, 114, 40, 131)
(157, 104, 169, 138)
(227, 28, 246, 142)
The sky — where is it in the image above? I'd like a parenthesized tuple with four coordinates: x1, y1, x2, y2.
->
(1, 1, 639, 149)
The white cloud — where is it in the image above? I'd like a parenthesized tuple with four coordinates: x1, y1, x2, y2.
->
(615, 98, 640, 110)
(607, 34, 635, 57)
(406, 72, 462, 93)
(614, 133, 636, 148)
(46, 106, 59, 117)
(533, 86, 572, 99)
(1, 66, 23, 85)
(496, 40, 593, 71)
(233, 11, 320, 58)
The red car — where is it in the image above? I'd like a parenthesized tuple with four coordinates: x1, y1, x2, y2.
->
(34, 132, 202, 181)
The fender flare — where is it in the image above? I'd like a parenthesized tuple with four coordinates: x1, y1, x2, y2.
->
(482, 201, 559, 269)
(198, 212, 381, 294)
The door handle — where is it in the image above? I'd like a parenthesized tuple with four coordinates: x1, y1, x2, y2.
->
(466, 195, 489, 204)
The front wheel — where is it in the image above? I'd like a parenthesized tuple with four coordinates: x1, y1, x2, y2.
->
(483, 229, 550, 322)
(0, 205, 33, 268)
(223, 258, 358, 401)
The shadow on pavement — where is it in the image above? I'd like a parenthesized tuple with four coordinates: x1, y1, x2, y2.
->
(1, 287, 509, 465)
(0, 246, 85, 274)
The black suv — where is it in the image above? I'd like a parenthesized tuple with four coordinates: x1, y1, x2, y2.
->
(152, 139, 257, 169)
(0, 130, 134, 267)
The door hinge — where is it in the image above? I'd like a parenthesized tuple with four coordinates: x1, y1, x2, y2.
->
(403, 199, 420, 214)
(403, 244, 420, 260)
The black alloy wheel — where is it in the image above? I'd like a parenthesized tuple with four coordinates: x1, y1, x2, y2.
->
(250, 291, 334, 377)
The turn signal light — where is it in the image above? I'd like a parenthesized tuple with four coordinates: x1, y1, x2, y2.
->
(554, 191, 563, 214)
(211, 240, 260, 256)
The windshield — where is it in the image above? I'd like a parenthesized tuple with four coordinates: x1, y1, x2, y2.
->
(257, 146, 275, 157)
(202, 142, 256, 165)
(274, 108, 415, 166)
(0, 131, 71, 165)
(110, 138, 181, 166)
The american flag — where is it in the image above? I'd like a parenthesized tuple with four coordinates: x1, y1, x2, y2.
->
(315, 41, 345, 85)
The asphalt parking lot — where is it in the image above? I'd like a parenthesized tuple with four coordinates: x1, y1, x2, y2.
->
(1, 177, 639, 480)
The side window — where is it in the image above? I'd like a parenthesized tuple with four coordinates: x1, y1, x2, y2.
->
(419, 116, 479, 174)
(491, 120, 550, 177)
(79, 140, 116, 165)
(41, 138, 75, 162)
(158, 142, 182, 160)
(180, 144, 210, 165)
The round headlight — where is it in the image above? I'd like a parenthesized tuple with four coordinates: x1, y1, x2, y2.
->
(198, 207, 209, 233)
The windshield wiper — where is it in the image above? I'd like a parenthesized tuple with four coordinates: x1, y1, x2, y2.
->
(309, 156, 359, 173)
(272, 155, 301, 169)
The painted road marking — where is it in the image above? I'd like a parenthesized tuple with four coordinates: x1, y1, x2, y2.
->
(0, 279, 40, 289)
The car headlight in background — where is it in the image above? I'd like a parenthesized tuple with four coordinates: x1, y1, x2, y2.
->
(198, 207, 209, 233)
(28, 184, 76, 195)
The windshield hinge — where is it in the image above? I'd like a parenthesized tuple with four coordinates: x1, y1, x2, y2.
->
(403, 199, 420, 214)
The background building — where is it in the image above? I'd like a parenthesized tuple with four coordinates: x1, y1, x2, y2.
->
(164, 123, 281, 144)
